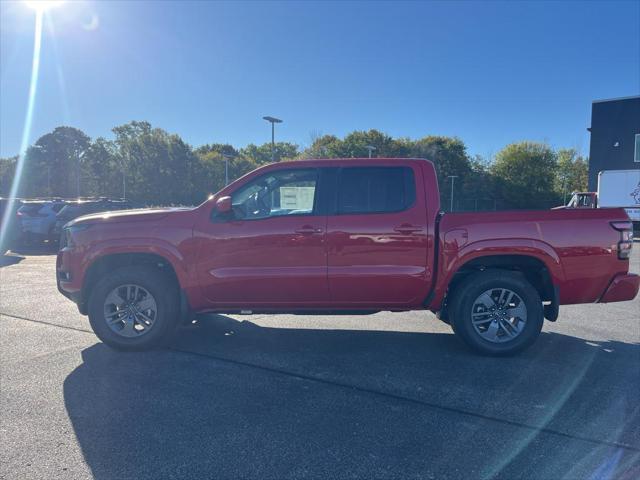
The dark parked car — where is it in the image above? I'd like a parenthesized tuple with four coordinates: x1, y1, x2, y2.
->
(0, 198, 25, 254)
(52, 199, 133, 240)
(18, 199, 68, 245)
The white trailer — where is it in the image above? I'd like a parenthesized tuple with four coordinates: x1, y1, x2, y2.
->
(597, 169, 640, 223)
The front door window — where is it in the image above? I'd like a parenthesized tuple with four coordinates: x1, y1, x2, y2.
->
(229, 169, 318, 221)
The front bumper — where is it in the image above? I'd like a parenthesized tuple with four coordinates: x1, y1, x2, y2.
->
(599, 273, 640, 303)
(56, 248, 86, 314)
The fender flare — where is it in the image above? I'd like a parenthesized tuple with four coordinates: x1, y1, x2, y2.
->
(82, 239, 188, 282)
(77, 239, 194, 313)
(429, 238, 564, 311)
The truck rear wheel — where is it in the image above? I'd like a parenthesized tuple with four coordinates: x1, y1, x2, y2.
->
(88, 266, 179, 351)
(449, 270, 543, 356)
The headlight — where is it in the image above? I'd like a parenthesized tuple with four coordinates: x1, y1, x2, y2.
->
(63, 224, 91, 248)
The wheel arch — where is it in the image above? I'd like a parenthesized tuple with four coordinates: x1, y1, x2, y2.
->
(80, 252, 183, 315)
(450, 254, 555, 298)
(435, 246, 562, 322)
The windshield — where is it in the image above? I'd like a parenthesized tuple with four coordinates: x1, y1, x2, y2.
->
(57, 205, 84, 218)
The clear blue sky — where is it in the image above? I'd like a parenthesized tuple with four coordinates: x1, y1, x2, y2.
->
(1, 0, 638, 159)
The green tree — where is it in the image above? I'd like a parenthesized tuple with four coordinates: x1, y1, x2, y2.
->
(0, 156, 17, 196)
(302, 129, 410, 159)
(111, 121, 202, 205)
(20, 127, 91, 197)
(554, 148, 589, 203)
(82, 137, 120, 198)
(492, 142, 559, 209)
(1, 121, 589, 212)
(194, 148, 258, 196)
(240, 142, 299, 164)
(339, 129, 408, 158)
(195, 143, 239, 158)
(302, 134, 343, 158)
(407, 136, 471, 179)
(456, 155, 500, 211)
(407, 136, 473, 209)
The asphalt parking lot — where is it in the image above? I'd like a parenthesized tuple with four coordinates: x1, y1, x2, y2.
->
(1, 248, 639, 479)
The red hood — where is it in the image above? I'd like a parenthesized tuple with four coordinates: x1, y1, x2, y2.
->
(67, 207, 193, 227)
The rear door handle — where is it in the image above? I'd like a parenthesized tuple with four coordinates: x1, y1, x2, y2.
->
(295, 226, 323, 235)
(394, 224, 422, 234)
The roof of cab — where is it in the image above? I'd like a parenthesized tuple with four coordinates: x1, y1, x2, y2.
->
(262, 157, 433, 168)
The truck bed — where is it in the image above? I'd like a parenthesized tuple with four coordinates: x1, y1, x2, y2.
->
(436, 207, 632, 306)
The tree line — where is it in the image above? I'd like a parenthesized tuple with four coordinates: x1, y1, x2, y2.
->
(0, 121, 588, 210)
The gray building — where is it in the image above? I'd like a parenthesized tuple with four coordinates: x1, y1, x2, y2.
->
(587, 95, 640, 191)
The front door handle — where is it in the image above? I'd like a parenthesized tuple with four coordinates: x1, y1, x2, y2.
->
(394, 224, 422, 234)
(295, 226, 323, 235)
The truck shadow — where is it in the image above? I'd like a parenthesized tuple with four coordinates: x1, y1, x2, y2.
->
(64, 316, 640, 479)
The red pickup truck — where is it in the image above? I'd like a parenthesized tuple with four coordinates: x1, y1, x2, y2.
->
(56, 158, 639, 355)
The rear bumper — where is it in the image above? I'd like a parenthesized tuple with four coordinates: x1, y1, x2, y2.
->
(21, 221, 49, 236)
(599, 273, 640, 303)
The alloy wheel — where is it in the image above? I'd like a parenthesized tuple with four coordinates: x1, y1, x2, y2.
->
(470, 288, 527, 343)
(103, 284, 158, 338)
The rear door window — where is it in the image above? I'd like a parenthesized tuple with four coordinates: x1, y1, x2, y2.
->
(337, 167, 415, 214)
(18, 204, 45, 216)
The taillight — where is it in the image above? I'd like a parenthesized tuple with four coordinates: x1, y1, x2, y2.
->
(610, 221, 634, 259)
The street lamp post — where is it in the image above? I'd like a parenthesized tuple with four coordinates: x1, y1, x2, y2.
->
(121, 152, 128, 200)
(447, 175, 458, 212)
(262, 116, 283, 162)
(76, 151, 85, 198)
(365, 145, 376, 158)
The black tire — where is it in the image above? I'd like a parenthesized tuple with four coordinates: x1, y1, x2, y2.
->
(449, 270, 543, 356)
(88, 266, 180, 351)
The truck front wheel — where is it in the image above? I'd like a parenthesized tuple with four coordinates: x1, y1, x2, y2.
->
(87, 266, 179, 351)
(449, 270, 543, 356)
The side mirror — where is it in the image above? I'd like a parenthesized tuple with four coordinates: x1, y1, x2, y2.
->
(216, 196, 232, 214)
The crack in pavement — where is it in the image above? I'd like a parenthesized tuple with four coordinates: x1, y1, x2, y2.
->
(2, 310, 638, 453)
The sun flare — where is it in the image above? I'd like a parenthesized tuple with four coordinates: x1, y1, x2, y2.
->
(24, 0, 65, 12)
